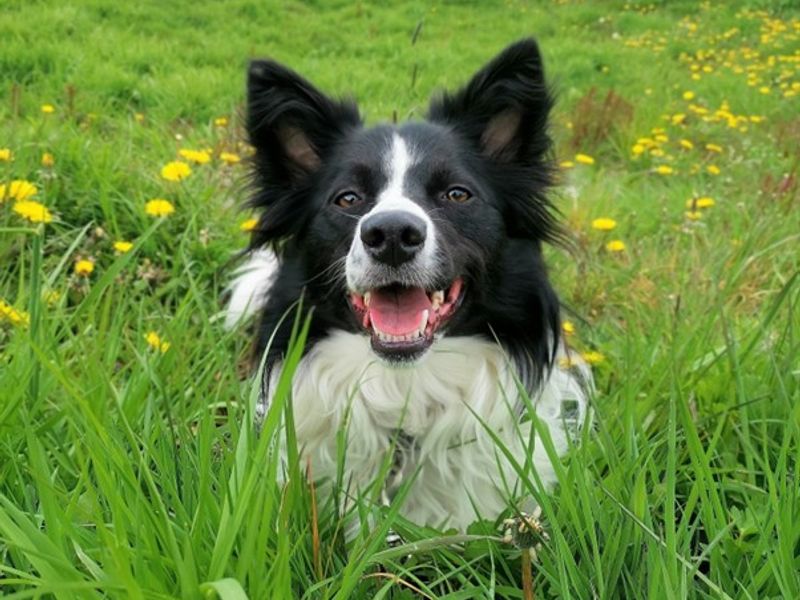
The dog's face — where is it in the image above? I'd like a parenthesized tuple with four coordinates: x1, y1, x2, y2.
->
(247, 40, 561, 367)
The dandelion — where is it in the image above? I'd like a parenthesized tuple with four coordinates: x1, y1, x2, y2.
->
(178, 149, 211, 164)
(41, 104, 55, 114)
(591, 217, 617, 231)
(685, 211, 702, 221)
(706, 165, 720, 175)
(582, 350, 605, 365)
(686, 197, 715, 209)
(705, 143, 722, 153)
(575, 153, 595, 165)
(219, 152, 241, 165)
(145, 331, 170, 353)
(559, 160, 575, 169)
(145, 198, 175, 217)
(654, 134, 669, 143)
(74, 259, 95, 277)
(113, 240, 134, 253)
(240, 218, 258, 232)
(631, 144, 645, 156)
(0, 299, 30, 328)
(41, 152, 55, 167)
(160, 161, 192, 181)
(605, 240, 626, 252)
(134, 112, 145, 123)
(655, 165, 674, 175)
(679, 139, 694, 150)
(671, 113, 686, 125)
(758, 86, 770, 94)
(13, 201, 53, 223)
(562, 321, 575, 335)
(682, 91, 695, 100)
(214, 116, 228, 127)
(0, 149, 12, 162)
(0, 180, 38, 202)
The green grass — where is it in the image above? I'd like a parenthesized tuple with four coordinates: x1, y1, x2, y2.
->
(1, 0, 799, 597)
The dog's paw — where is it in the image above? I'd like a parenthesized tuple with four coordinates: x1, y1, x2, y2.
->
(502, 507, 549, 561)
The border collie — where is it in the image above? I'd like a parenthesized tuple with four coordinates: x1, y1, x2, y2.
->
(226, 39, 591, 532)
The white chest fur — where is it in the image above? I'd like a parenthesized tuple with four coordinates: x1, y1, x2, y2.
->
(267, 331, 590, 531)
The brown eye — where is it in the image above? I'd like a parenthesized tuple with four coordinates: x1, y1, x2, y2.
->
(444, 186, 472, 203)
(334, 191, 362, 208)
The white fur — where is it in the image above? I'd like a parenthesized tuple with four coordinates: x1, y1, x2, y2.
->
(345, 134, 439, 291)
(267, 331, 591, 531)
(224, 249, 279, 329)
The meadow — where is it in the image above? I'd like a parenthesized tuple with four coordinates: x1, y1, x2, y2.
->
(1, 0, 799, 598)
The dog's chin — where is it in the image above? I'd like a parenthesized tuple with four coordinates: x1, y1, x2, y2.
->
(349, 277, 465, 365)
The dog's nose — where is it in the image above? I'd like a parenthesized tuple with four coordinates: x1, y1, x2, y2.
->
(360, 211, 427, 267)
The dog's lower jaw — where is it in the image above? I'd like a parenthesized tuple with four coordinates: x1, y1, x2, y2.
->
(261, 330, 591, 533)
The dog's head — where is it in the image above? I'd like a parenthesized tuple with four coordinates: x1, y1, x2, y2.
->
(246, 39, 561, 367)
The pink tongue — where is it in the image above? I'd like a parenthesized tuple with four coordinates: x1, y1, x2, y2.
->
(368, 287, 432, 336)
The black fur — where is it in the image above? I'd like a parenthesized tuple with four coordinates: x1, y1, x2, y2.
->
(245, 39, 561, 388)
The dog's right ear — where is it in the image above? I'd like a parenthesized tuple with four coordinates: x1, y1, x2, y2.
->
(246, 60, 362, 247)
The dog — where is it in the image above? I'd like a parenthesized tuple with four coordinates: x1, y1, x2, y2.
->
(226, 39, 591, 532)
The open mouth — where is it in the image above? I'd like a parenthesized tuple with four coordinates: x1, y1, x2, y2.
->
(349, 278, 464, 360)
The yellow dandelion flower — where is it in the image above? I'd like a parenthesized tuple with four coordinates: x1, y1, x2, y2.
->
(655, 134, 669, 143)
(749, 115, 764, 123)
(679, 139, 694, 150)
(685, 211, 702, 221)
(160, 160, 192, 181)
(13, 200, 53, 223)
(655, 165, 674, 175)
(145, 198, 175, 217)
(605, 239, 626, 252)
(0, 299, 30, 328)
(686, 196, 715, 209)
(178, 149, 211, 164)
(758, 86, 770, 94)
(240, 218, 258, 232)
(0, 149, 12, 162)
(220, 152, 241, 165)
(591, 217, 617, 231)
(0, 180, 38, 202)
(705, 143, 722, 153)
(582, 350, 605, 365)
(214, 117, 228, 127)
(74, 259, 95, 277)
(113, 240, 134, 253)
(575, 153, 595, 165)
(560, 160, 575, 169)
(41, 152, 55, 167)
(682, 91, 695, 100)
(631, 144, 645, 156)
(562, 320, 575, 335)
(41, 104, 55, 114)
(650, 148, 665, 158)
(145, 331, 170, 353)
(671, 113, 686, 125)
(706, 165, 720, 175)
(134, 112, 145, 123)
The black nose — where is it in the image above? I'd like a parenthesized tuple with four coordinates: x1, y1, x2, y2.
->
(360, 210, 427, 267)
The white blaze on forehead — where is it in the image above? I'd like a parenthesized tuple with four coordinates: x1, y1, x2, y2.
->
(371, 133, 426, 218)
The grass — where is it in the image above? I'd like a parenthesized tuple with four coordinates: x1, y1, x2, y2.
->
(1, 0, 799, 597)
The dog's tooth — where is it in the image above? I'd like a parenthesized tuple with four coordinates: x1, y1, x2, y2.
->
(364, 291, 371, 307)
(431, 290, 444, 311)
(419, 309, 429, 336)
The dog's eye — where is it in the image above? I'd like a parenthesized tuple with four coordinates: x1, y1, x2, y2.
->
(444, 186, 472, 203)
(333, 191, 362, 208)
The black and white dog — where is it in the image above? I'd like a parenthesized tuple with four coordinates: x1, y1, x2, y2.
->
(226, 39, 591, 531)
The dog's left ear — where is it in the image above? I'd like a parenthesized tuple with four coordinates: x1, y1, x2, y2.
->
(427, 38, 552, 165)
(428, 39, 559, 242)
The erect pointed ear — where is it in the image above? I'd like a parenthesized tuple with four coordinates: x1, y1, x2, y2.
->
(247, 60, 362, 183)
(427, 39, 553, 166)
(245, 60, 362, 248)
